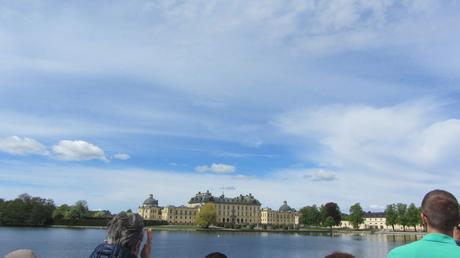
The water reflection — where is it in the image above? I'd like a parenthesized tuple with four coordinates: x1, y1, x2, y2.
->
(0, 227, 424, 258)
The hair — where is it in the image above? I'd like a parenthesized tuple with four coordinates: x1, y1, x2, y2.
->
(205, 252, 227, 258)
(106, 212, 144, 250)
(324, 252, 355, 258)
(4, 249, 36, 258)
(421, 189, 459, 232)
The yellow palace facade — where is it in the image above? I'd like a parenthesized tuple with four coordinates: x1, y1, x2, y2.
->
(138, 191, 299, 227)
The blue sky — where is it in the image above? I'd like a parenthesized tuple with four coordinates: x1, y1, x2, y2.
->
(1, 0, 460, 212)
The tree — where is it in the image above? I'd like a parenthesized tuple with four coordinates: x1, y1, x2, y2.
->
(323, 216, 335, 229)
(406, 203, 421, 231)
(0, 194, 54, 226)
(385, 204, 398, 231)
(93, 210, 112, 218)
(196, 203, 217, 228)
(66, 200, 89, 221)
(396, 203, 408, 231)
(349, 203, 364, 229)
(53, 204, 71, 220)
(321, 202, 341, 227)
(299, 205, 321, 226)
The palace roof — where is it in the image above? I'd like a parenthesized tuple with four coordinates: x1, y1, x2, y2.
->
(142, 194, 159, 207)
(188, 190, 261, 205)
(278, 201, 296, 212)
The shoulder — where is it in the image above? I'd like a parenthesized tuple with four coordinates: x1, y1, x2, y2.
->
(387, 241, 422, 258)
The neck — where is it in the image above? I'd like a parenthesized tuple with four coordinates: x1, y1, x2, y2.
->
(427, 226, 453, 237)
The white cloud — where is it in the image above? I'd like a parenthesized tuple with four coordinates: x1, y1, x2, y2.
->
(195, 163, 235, 174)
(310, 170, 337, 182)
(276, 168, 337, 182)
(113, 153, 130, 160)
(219, 186, 236, 191)
(275, 100, 460, 175)
(52, 140, 108, 162)
(0, 136, 48, 156)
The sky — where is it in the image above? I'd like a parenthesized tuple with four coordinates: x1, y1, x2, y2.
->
(1, 0, 460, 213)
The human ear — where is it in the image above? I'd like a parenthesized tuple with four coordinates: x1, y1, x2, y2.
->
(420, 213, 427, 227)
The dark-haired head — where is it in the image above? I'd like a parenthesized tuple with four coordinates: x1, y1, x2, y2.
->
(205, 252, 227, 258)
(421, 189, 459, 233)
(324, 252, 355, 258)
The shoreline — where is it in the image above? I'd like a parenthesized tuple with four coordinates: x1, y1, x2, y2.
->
(1, 225, 426, 235)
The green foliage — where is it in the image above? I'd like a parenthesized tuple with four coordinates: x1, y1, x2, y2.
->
(299, 205, 321, 226)
(385, 204, 398, 231)
(0, 194, 108, 227)
(323, 216, 335, 229)
(53, 204, 71, 220)
(196, 203, 217, 228)
(320, 202, 341, 226)
(396, 203, 408, 231)
(349, 203, 364, 229)
(406, 203, 421, 230)
(92, 210, 112, 218)
(0, 193, 55, 226)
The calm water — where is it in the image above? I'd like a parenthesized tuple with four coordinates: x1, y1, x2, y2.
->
(0, 227, 422, 258)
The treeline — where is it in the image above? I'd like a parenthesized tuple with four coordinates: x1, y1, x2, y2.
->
(299, 201, 422, 231)
(0, 193, 113, 227)
(299, 202, 342, 228)
(384, 203, 421, 231)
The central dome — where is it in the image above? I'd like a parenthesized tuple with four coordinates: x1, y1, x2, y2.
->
(278, 201, 294, 212)
(143, 194, 159, 207)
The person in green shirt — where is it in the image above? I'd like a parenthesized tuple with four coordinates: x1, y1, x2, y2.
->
(388, 189, 460, 258)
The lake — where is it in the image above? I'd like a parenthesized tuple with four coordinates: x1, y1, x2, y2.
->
(0, 227, 422, 258)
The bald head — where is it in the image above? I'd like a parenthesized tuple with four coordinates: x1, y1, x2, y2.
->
(421, 189, 459, 232)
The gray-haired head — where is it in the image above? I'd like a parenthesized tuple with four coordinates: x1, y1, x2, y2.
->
(4, 249, 36, 258)
(106, 212, 144, 251)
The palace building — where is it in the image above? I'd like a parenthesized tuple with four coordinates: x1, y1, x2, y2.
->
(261, 201, 298, 227)
(188, 190, 261, 225)
(161, 205, 198, 225)
(138, 191, 300, 227)
(138, 194, 162, 220)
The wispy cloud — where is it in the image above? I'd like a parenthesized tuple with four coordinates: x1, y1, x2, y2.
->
(0, 1, 460, 211)
(195, 163, 236, 174)
(275, 168, 337, 182)
(275, 99, 460, 177)
(113, 153, 130, 160)
(0, 136, 49, 156)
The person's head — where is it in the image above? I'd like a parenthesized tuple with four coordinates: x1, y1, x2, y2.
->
(4, 249, 36, 258)
(421, 189, 459, 234)
(324, 252, 355, 258)
(205, 252, 227, 258)
(106, 212, 145, 255)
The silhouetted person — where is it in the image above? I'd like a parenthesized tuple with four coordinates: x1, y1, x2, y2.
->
(388, 189, 460, 258)
(89, 212, 152, 258)
(4, 249, 36, 258)
(205, 252, 227, 258)
(324, 252, 355, 258)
